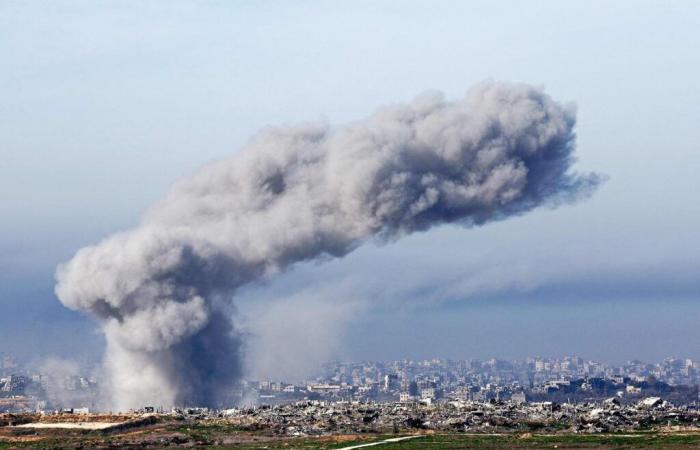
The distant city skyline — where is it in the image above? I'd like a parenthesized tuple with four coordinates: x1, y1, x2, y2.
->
(5, 351, 700, 411)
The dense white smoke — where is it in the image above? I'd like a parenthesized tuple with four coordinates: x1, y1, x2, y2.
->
(55, 82, 601, 410)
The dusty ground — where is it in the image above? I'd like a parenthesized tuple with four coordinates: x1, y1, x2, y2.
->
(3, 415, 700, 449)
(13, 422, 122, 430)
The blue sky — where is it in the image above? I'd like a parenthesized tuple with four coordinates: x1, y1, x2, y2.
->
(1, 1, 699, 372)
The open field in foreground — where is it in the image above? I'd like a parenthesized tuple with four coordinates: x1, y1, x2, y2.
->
(5, 419, 700, 449)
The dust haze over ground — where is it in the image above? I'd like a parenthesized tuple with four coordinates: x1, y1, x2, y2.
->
(54, 81, 601, 410)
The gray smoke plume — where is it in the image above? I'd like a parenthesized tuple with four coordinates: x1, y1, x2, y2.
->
(55, 82, 601, 410)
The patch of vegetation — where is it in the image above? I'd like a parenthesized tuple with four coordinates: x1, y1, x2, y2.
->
(357, 432, 700, 449)
(6, 427, 700, 450)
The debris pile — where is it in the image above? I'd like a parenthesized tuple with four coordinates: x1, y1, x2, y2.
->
(3, 397, 699, 437)
(217, 398, 700, 435)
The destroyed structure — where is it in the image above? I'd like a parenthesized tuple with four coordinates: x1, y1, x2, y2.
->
(216, 397, 700, 435)
(4, 397, 699, 437)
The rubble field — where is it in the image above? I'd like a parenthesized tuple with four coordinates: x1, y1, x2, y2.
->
(3, 398, 700, 448)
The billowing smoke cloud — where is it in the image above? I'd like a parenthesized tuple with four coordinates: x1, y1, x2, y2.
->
(55, 82, 601, 410)
(33, 357, 99, 410)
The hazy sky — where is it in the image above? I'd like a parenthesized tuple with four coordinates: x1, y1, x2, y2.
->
(1, 1, 699, 377)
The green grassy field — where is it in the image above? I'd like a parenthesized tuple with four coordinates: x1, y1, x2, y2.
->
(204, 432, 700, 450)
(352, 433, 700, 449)
(5, 423, 700, 449)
